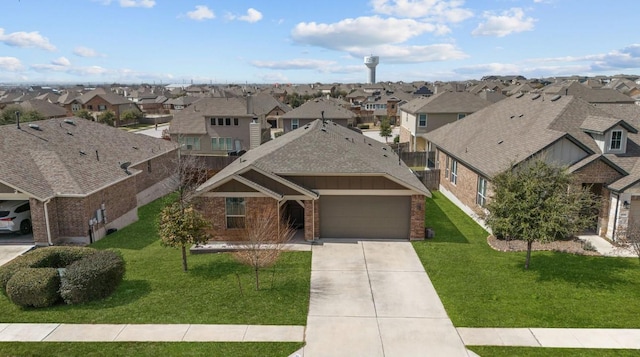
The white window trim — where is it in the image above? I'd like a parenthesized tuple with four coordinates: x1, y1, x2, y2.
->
(292, 119, 299, 130)
(418, 113, 427, 127)
(225, 197, 246, 229)
(609, 130, 623, 151)
(450, 159, 458, 185)
(477, 177, 487, 206)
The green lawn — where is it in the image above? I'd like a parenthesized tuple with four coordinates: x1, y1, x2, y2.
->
(0, 196, 311, 325)
(413, 192, 640, 328)
(0, 342, 303, 357)
(468, 346, 639, 356)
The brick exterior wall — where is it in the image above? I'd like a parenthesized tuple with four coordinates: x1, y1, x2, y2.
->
(44, 176, 138, 244)
(399, 126, 412, 145)
(195, 196, 281, 241)
(410, 195, 426, 240)
(304, 200, 319, 241)
(438, 150, 481, 212)
(132, 151, 176, 194)
(572, 159, 624, 237)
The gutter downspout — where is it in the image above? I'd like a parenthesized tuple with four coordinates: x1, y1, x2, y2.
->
(43, 199, 53, 246)
(611, 192, 620, 241)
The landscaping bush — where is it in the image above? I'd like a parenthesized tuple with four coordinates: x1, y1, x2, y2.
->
(0, 247, 96, 293)
(6, 268, 60, 308)
(59, 250, 125, 305)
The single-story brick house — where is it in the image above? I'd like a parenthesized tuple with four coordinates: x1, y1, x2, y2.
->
(0, 117, 178, 245)
(195, 119, 430, 241)
(425, 92, 640, 241)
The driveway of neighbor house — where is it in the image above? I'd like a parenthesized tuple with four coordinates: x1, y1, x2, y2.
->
(301, 241, 470, 357)
(0, 245, 34, 266)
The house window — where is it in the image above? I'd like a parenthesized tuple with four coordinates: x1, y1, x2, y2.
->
(210, 118, 216, 125)
(450, 159, 458, 185)
(225, 118, 231, 126)
(445, 156, 450, 179)
(234, 118, 239, 126)
(179, 137, 200, 150)
(87, 105, 93, 110)
(147, 160, 152, 173)
(71, 103, 81, 112)
(226, 197, 245, 228)
(292, 119, 299, 130)
(218, 118, 224, 126)
(477, 177, 487, 206)
(610, 130, 622, 150)
(418, 114, 427, 127)
(212, 137, 233, 151)
(98, 105, 107, 111)
(457, 113, 466, 120)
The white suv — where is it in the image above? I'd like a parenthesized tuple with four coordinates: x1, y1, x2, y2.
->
(0, 200, 32, 235)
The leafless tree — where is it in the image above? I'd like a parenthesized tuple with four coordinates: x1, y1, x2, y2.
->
(233, 202, 295, 290)
(619, 219, 640, 260)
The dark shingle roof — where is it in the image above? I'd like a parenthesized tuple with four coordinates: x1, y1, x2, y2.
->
(400, 91, 490, 114)
(0, 118, 176, 200)
(426, 94, 616, 177)
(198, 119, 429, 196)
(281, 98, 355, 120)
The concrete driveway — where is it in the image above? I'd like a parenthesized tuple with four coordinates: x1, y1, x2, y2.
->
(0, 245, 34, 266)
(302, 241, 470, 356)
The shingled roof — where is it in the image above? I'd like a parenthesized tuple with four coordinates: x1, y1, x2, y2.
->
(400, 91, 490, 114)
(0, 118, 177, 201)
(281, 98, 355, 120)
(197, 119, 430, 196)
(425, 93, 633, 178)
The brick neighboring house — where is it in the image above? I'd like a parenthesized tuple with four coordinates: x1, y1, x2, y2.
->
(76, 88, 143, 127)
(168, 95, 271, 156)
(426, 93, 640, 241)
(281, 98, 356, 133)
(399, 91, 491, 151)
(19, 99, 67, 119)
(194, 119, 430, 241)
(0, 118, 178, 246)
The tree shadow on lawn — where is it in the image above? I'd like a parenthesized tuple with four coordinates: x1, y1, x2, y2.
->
(527, 252, 640, 290)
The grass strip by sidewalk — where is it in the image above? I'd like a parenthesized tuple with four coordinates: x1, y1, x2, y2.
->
(0, 195, 311, 325)
(0, 342, 303, 357)
(468, 346, 640, 356)
(412, 192, 640, 328)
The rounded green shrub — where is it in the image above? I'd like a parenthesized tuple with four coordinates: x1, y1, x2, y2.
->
(6, 268, 61, 308)
(60, 250, 125, 305)
(0, 247, 96, 293)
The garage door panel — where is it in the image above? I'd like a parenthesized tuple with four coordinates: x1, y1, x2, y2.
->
(320, 196, 410, 239)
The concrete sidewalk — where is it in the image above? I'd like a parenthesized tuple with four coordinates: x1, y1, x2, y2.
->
(0, 323, 304, 342)
(301, 241, 470, 357)
(458, 327, 640, 349)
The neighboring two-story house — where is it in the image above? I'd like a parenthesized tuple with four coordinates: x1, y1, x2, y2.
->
(168, 95, 271, 156)
(426, 92, 640, 241)
(399, 91, 491, 151)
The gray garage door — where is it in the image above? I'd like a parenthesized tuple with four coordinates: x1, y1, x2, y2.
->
(319, 196, 411, 239)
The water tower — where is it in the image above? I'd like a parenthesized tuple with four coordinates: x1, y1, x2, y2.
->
(364, 55, 379, 84)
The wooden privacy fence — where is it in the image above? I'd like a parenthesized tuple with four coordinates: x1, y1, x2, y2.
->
(413, 169, 440, 191)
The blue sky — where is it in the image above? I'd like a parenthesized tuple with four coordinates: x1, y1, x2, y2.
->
(1, 0, 639, 84)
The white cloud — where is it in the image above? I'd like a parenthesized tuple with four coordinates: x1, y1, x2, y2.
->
(228, 8, 263, 23)
(292, 16, 447, 51)
(51, 57, 71, 66)
(251, 59, 337, 70)
(472, 8, 536, 37)
(371, 0, 473, 22)
(0, 28, 56, 51)
(357, 43, 468, 63)
(73, 46, 104, 58)
(186, 5, 215, 21)
(0, 57, 24, 71)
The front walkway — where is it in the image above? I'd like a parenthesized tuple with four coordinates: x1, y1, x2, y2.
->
(578, 235, 638, 257)
(301, 241, 470, 357)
